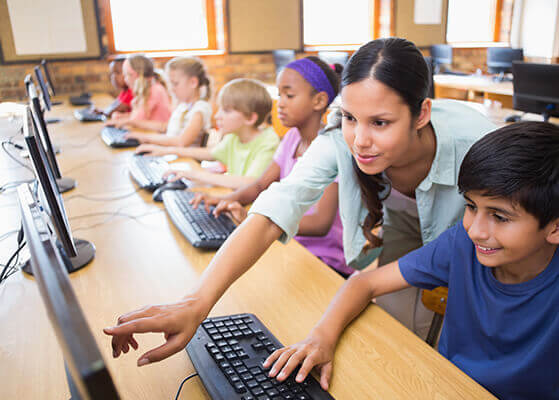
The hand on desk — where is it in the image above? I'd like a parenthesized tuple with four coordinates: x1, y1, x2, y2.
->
(263, 330, 335, 391)
(103, 297, 206, 366)
(190, 194, 247, 224)
(105, 111, 130, 128)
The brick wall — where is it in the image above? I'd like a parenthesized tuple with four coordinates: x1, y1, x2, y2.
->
(0, 53, 279, 103)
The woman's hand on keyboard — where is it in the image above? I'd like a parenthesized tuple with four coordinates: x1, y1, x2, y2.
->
(214, 200, 247, 224)
(103, 297, 207, 366)
(263, 330, 335, 391)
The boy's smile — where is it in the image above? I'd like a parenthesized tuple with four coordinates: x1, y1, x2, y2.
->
(462, 191, 558, 284)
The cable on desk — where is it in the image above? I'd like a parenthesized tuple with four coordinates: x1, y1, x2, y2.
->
(0, 229, 19, 243)
(62, 159, 127, 175)
(1, 141, 34, 174)
(64, 187, 141, 202)
(61, 133, 102, 149)
(0, 179, 35, 195)
(174, 373, 198, 400)
(0, 239, 26, 285)
(70, 208, 164, 232)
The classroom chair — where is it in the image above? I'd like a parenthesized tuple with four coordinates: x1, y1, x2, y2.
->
(421, 286, 448, 347)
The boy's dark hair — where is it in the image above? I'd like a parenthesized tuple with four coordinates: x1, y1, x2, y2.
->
(458, 121, 559, 228)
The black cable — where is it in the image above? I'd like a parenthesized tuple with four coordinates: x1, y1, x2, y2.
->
(174, 373, 198, 400)
(0, 240, 26, 284)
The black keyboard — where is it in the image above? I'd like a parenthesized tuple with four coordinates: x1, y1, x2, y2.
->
(162, 190, 236, 248)
(74, 108, 105, 122)
(128, 155, 169, 190)
(187, 313, 335, 400)
(101, 126, 139, 148)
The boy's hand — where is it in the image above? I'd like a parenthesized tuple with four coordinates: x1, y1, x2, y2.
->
(125, 132, 146, 143)
(103, 296, 208, 366)
(135, 144, 167, 156)
(263, 331, 336, 391)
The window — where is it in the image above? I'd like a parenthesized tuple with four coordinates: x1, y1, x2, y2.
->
(104, 0, 217, 53)
(446, 0, 509, 44)
(303, 0, 376, 46)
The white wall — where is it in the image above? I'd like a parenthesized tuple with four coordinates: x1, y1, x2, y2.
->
(512, 0, 559, 58)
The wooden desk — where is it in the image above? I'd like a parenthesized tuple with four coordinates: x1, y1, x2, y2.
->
(434, 74, 514, 108)
(0, 96, 495, 399)
(458, 100, 559, 127)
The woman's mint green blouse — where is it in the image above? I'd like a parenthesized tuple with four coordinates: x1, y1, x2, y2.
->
(250, 100, 496, 269)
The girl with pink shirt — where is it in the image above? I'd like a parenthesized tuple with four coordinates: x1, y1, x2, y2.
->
(106, 55, 172, 128)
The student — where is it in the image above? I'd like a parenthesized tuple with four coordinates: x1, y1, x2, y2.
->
(136, 78, 279, 190)
(107, 55, 172, 127)
(191, 56, 353, 277)
(125, 56, 212, 147)
(103, 38, 496, 365)
(94, 57, 133, 117)
(264, 122, 559, 399)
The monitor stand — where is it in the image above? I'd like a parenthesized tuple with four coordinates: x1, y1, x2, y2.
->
(65, 362, 82, 400)
(46, 117, 62, 124)
(57, 177, 77, 193)
(22, 238, 95, 275)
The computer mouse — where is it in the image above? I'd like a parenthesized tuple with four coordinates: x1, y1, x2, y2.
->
(152, 180, 187, 202)
(505, 114, 522, 123)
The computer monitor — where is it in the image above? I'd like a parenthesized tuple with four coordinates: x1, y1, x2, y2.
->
(26, 78, 76, 193)
(41, 59, 56, 97)
(487, 47, 523, 81)
(512, 61, 559, 122)
(424, 56, 435, 99)
(34, 65, 53, 111)
(273, 49, 296, 75)
(430, 44, 452, 73)
(22, 106, 95, 273)
(18, 184, 119, 400)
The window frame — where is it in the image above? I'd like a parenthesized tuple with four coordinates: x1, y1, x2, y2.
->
(302, 0, 381, 49)
(446, 0, 510, 46)
(101, 0, 218, 54)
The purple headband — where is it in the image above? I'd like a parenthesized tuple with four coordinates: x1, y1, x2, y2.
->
(285, 58, 336, 105)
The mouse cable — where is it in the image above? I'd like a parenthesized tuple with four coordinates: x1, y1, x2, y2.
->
(174, 373, 199, 400)
(64, 187, 141, 202)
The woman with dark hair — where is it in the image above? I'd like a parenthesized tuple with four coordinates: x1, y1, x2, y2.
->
(104, 38, 496, 366)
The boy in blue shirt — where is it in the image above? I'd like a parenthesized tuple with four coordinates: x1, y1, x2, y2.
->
(264, 121, 559, 399)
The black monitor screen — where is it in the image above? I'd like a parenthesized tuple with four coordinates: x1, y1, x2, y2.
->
(41, 59, 56, 96)
(512, 61, 559, 120)
(18, 184, 120, 400)
(487, 47, 523, 74)
(27, 81, 63, 179)
(34, 65, 52, 111)
(23, 106, 77, 257)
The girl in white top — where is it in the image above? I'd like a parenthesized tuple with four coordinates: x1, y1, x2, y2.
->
(126, 56, 213, 147)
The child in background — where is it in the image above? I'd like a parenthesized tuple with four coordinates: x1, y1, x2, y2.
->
(265, 122, 559, 400)
(92, 57, 133, 117)
(190, 57, 353, 277)
(125, 56, 212, 147)
(136, 78, 279, 190)
(107, 55, 172, 128)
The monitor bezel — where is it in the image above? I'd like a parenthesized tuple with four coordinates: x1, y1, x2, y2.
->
(23, 106, 77, 257)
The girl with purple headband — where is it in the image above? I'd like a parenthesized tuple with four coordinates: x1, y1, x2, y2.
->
(188, 56, 352, 277)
